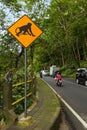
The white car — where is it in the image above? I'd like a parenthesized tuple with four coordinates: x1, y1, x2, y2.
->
(41, 70, 50, 76)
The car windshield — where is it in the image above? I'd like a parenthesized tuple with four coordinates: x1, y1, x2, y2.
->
(44, 70, 49, 72)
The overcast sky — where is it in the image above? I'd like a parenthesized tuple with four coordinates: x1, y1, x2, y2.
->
(0, 0, 51, 27)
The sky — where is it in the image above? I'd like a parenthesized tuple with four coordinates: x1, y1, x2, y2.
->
(0, 0, 51, 32)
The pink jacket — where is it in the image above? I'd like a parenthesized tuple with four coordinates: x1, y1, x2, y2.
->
(56, 74, 62, 79)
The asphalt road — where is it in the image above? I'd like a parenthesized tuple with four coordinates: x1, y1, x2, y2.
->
(43, 76, 87, 130)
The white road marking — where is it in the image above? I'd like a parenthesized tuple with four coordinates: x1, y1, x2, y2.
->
(44, 80, 87, 129)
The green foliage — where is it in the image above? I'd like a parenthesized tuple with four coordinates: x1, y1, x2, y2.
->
(1, 0, 22, 11)
(34, 0, 87, 71)
(13, 68, 24, 83)
(0, 113, 5, 120)
(13, 97, 33, 114)
(0, 0, 87, 117)
(80, 61, 87, 68)
(0, 0, 87, 73)
(13, 103, 24, 114)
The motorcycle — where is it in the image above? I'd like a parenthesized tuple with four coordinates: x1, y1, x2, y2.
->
(56, 78, 62, 87)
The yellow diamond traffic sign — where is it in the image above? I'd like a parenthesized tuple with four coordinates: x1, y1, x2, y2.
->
(8, 15, 43, 48)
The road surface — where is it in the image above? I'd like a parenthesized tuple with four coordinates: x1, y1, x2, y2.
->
(43, 76, 87, 130)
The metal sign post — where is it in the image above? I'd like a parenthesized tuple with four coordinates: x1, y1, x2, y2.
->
(24, 48, 27, 117)
(8, 14, 42, 118)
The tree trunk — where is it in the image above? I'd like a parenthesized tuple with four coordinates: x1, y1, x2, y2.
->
(60, 46, 65, 66)
(83, 38, 87, 61)
(3, 71, 12, 111)
(72, 43, 80, 67)
(76, 38, 81, 62)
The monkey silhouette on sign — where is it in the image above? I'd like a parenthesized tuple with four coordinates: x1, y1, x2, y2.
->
(15, 23, 35, 37)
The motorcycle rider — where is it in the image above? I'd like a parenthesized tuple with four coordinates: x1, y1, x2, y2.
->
(55, 71, 62, 86)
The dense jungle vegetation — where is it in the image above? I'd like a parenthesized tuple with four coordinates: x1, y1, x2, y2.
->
(0, 0, 87, 125)
(0, 0, 87, 81)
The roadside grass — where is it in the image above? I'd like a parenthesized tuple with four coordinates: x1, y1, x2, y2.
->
(17, 77, 60, 128)
(35, 78, 60, 128)
(37, 78, 60, 112)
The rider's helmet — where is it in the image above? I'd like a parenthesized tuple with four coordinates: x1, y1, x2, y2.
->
(57, 71, 61, 74)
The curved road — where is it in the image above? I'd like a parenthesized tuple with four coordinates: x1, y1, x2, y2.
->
(43, 76, 87, 130)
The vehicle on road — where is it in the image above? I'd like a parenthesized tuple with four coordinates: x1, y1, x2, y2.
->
(54, 72, 62, 87)
(56, 79, 62, 87)
(76, 68, 87, 86)
(41, 70, 50, 76)
(50, 65, 60, 77)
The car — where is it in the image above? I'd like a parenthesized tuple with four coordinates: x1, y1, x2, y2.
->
(41, 70, 50, 76)
(76, 68, 87, 86)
